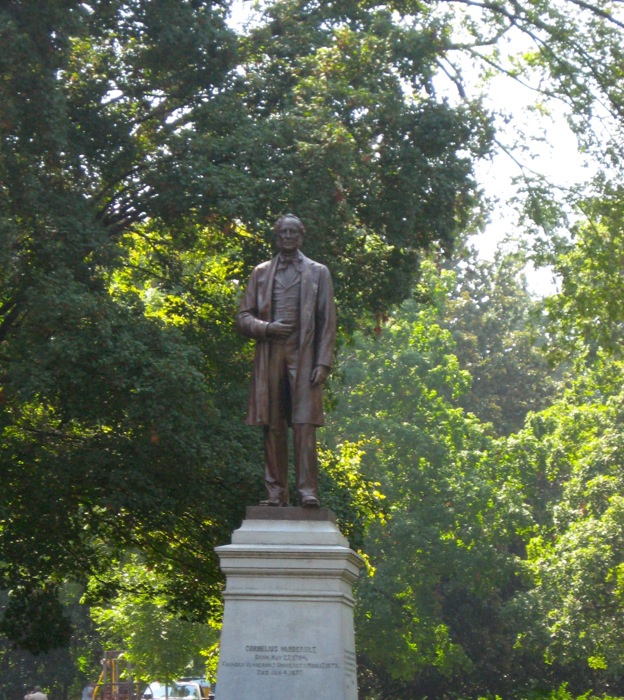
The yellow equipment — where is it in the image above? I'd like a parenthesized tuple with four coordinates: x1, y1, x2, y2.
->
(92, 651, 140, 700)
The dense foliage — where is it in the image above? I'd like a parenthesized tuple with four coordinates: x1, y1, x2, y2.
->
(0, 0, 490, 695)
(3, 0, 624, 699)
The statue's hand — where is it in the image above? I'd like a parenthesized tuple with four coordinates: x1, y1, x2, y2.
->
(310, 365, 329, 386)
(267, 319, 295, 338)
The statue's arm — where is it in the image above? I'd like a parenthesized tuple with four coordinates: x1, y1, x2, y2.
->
(236, 269, 271, 339)
(314, 266, 337, 370)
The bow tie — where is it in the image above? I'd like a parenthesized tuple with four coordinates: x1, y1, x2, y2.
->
(278, 255, 302, 270)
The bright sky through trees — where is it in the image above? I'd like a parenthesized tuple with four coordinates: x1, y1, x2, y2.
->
(227, 0, 601, 296)
(473, 73, 588, 295)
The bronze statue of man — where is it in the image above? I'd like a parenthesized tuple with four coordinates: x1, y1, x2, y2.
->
(236, 214, 336, 507)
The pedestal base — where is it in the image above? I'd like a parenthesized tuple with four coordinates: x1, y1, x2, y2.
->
(214, 507, 363, 700)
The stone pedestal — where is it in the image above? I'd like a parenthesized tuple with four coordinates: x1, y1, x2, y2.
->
(214, 507, 364, 700)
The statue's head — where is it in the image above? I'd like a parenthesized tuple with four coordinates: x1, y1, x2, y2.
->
(274, 213, 305, 253)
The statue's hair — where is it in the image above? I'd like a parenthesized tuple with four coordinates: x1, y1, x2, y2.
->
(274, 213, 305, 234)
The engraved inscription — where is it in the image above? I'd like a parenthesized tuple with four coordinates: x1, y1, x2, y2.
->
(220, 643, 342, 678)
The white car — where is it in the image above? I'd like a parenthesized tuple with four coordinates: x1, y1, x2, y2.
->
(142, 680, 213, 700)
(176, 679, 214, 700)
(141, 683, 189, 700)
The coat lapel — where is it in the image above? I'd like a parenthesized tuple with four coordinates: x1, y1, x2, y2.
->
(259, 256, 279, 320)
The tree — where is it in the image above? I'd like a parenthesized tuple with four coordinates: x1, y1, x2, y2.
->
(227, 0, 493, 318)
(496, 186, 624, 694)
(88, 555, 218, 683)
(0, 0, 493, 653)
(5, 0, 623, 694)
(537, 193, 624, 366)
(444, 244, 559, 435)
(0, 582, 103, 700)
(498, 365, 624, 694)
(325, 262, 532, 698)
(0, 0, 248, 646)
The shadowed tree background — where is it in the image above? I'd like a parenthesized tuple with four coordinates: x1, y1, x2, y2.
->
(0, 0, 490, 688)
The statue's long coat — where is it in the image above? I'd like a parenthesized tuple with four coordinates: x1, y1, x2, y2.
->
(236, 253, 336, 426)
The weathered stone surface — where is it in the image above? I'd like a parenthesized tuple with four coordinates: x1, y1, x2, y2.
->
(214, 512, 363, 700)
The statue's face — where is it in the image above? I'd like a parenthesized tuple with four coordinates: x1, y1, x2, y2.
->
(276, 217, 303, 254)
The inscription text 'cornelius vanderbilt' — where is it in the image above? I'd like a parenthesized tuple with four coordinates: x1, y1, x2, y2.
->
(236, 214, 336, 508)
